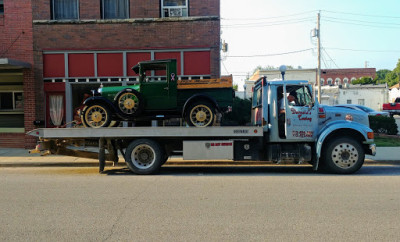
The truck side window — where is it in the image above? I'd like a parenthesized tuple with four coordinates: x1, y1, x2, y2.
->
(252, 88, 262, 108)
(292, 86, 312, 106)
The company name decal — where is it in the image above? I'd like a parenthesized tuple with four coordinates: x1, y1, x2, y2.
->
(290, 108, 312, 122)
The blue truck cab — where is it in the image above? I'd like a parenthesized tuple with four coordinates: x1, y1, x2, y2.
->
(252, 76, 376, 173)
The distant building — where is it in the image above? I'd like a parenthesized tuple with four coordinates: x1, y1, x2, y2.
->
(388, 83, 400, 102)
(246, 68, 317, 99)
(245, 67, 378, 100)
(321, 84, 388, 111)
(320, 68, 376, 86)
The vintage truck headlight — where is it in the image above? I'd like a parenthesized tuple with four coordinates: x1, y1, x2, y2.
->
(97, 87, 103, 94)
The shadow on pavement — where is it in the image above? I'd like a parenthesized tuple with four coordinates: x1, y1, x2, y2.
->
(101, 163, 400, 177)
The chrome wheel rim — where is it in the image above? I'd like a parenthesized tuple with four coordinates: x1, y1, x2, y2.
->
(189, 105, 213, 127)
(331, 142, 359, 169)
(131, 144, 155, 169)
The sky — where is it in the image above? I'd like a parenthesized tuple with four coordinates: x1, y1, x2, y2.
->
(220, 0, 400, 89)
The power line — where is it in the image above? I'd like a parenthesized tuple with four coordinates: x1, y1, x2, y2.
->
(225, 48, 313, 58)
(222, 10, 317, 21)
(322, 10, 400, 19)
(324, 16, 400, 26)
(222, 18, 314, 29)
(325, 47, 400, 53)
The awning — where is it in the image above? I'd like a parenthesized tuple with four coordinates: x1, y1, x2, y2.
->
(0, 58, 31, 70)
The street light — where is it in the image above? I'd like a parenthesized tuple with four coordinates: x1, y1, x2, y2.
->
(279, 65, 287, 80)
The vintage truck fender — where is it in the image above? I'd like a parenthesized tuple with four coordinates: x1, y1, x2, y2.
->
(182, 94, 220, 116)
(314, 120, 374, 170)
(83, 96, 120, 115)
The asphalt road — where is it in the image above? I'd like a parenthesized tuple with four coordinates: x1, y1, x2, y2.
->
(0, 164, 400, 241)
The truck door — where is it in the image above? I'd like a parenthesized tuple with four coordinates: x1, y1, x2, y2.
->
(283, 85, 318, 141)
(140, 65, 177, 110)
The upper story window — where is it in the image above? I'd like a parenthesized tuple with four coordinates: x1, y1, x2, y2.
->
(161, 0, 188, 17)
(102, 0, 129, 19)
(52, 0, 79, 20)
(0, 0, 4, 15)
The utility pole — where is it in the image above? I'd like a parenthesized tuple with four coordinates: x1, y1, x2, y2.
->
(317, 11, 321, 103)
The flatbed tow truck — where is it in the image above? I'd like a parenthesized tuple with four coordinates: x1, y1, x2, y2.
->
(28, 72, 376, 175)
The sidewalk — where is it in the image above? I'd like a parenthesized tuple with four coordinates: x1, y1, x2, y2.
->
(0, 147, 399, 167)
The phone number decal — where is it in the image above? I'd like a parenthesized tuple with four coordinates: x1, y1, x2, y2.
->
(292, 131, 313, 138)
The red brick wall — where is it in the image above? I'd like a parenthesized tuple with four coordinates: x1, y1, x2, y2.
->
(0, 0, 36, 148)
(23, 69, 39, 149)
(33, 0, 50, 20)
(81, 0, 101, 19)
(0, 0, 33, 63)
(131, 0, 160, 18)
(33, 19, 221, 77)
(191, 0, 219, 16)
(321, 68, 376, 85)
(32, 0, 220, 20)
(0, 133, 27, 148)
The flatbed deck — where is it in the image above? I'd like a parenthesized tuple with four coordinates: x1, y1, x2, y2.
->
(28, 126, 264, 139)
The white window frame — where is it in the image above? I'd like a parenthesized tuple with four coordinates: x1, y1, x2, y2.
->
(52, 0, 79, 20)
(327, 78, 333, 85)
(101, 0, 129, 19)
(161, 0, 188, 17)
(343, 78, 349, 84)
(335, 78, 341, 85)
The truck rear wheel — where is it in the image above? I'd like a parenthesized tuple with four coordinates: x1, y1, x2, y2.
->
(125, 139, 163, 175)
(321, 137, 365, 174)
(81, 104, 112, 128)
(186, 101, 215, 127)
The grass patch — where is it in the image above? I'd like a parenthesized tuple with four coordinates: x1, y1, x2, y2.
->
(374, 135, 400, 147)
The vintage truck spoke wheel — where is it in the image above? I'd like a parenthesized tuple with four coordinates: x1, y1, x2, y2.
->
(82, 104, 112, 128)
(125, 139, 163, 175)
(187, 102, 215, 127)
(321, 137, 365, 174)
(116, 90, 143, 117)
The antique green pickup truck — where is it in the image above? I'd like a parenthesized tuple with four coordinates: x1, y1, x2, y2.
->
(81, 59, 234, 128)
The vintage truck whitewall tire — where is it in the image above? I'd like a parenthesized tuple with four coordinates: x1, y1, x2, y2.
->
(321, 137, 365, 174)
(125, 139, 163, 175)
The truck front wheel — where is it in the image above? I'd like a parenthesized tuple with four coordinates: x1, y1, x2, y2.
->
(321, 137, 365, 174)
(186, 101, 215, 127)
(125, 139, 163, 175)
(81, 104, 112, 128)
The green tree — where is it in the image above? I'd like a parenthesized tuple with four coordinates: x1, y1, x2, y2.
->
(375, 69, 391, 83)
(352, 76, 375, 85)
(384, 58, 400, 87)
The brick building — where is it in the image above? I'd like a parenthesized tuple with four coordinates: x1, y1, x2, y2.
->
(0, 0, 36, 148)
(0, 0, 221, 148)
(321, 68, 376, 86)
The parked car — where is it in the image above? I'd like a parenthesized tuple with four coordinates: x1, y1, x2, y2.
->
(334, 104, 389, 117)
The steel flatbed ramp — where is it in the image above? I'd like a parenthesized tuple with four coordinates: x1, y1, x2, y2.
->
(27, 127, 264, 139)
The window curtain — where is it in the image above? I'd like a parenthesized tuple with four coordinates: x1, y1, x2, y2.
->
(54, 0, 78, 20)
(103, 0, 128, 19)
(50, 95, 64, 127)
